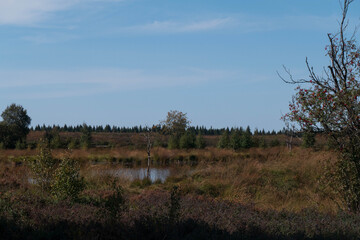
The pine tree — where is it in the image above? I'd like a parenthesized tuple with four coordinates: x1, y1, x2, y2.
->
(230, 130, 242, 150)
(218, 130, 230, 149)
(196, 133, 206, 149)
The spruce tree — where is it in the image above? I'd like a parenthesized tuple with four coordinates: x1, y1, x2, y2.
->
(218, 130, 230, 149)
(196, 133, 206, 149)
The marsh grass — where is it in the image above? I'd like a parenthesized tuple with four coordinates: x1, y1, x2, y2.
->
(0, 146, 342, 214)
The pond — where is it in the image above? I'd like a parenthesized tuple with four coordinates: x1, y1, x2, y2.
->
(91, 167, 172, 183)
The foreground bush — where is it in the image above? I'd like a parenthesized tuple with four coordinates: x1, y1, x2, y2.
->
(51, 156, 85, 200)
(0, 189, 360, 239)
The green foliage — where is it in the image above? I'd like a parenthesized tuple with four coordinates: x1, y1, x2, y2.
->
(167, 135, 180, 149)
(302, 131, 316, 148)
(161, 110, 190, 136)
(241, 127, 252, 149)
(51, 156, 85, 200)
(266, 169, 300, 193)
(28, 142, 84, 200)
(230, 130, 242, 150)
(195, 133, 206, 149)
(0, 104, 31, 149)
(15, 140, 26, 150)
(45, 128, 62, 149)
(102, 181, 126, 220)
(28, 142, 58, 191)
(68, 138, 79, 149)
(269, 138, 280, 147)
(217, 130, 230, 149)
(283, 0, 360, 212)
(259, 138, 268, 148)
(80, 123, 92, 149)
(179, 132, 195, 149)
(1, 103, 31, 138)
(197, 183, 224, 198)
(130, 178, 152, 188)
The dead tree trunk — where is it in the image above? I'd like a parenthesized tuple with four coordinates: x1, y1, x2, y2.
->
(143, 129, 153, 179)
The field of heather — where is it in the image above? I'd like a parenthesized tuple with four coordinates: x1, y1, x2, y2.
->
(0, 144, 358, 239)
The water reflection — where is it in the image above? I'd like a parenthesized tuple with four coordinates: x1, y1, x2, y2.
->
(98, 168, 171, 182)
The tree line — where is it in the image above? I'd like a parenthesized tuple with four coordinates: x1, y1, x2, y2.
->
(31, 124, 284, 136)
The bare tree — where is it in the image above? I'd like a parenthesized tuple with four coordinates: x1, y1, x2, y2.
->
(282, 117, 297, 151)
(143, 126, 154, 178)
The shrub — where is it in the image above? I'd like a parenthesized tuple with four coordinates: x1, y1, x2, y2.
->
(269, 138, 280, 147)
(169, 186, 180, 223)
(230, 131, 242, 150)
(168, 135, 180, 149)
(102, 181, 126, 220)
(15, 140, 26, 150)
(259, 138, 268, 148)
(195, 133, 206, 149)
(179, 132, 195, 149)
(51, 156, 85, 200)
(68, 138, 79, 149)
(302, 131, 316, 148)
(28, 142, 58, 191)
(217, 130, 230, 149)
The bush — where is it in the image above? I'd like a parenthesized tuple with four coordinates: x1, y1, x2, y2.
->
(68, 138, 79, 149)
(168, 135, 180, 149)
(102, 181, 126, 220)
(259, 138, 267, 148)
(195, 134, 206, 149)
(51, 157, 85, 200)
(179, 132, 195, 149)
(217, 130, 230, 149)
(302, 131, 316, 148)
(269, 138, 280, 147)
(28, 142, 58, 191)
(230, 131, 242, 150)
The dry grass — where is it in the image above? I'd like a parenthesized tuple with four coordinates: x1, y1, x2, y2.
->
(0, 146, 342, 213)
(161, 147, 340, 213)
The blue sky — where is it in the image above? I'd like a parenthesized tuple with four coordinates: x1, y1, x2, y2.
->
(0, 0, 359, 130)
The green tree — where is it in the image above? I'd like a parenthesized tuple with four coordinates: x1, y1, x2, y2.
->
(241, 126, 252, 149)
(195, 133, 206, 149)
(52, 156, 85, 200)
(282, 0, 360, 212)
(179, 131, 196, 149)
(80, 123, 92, 149)
(167, 135, 180, 149)
(217, 129, 230, 149)
(28, 141, 58, 192)
(0, 104, 31, 148)
(161, 110, 190, 136)
(259, 137, 268, 148)
(162, 110, 190, 149)
(45, 127, 62, 149)
(230, 130, 242, 150)
(302, 131, 316, 148)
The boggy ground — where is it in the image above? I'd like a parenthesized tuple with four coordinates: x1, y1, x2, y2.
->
(0, 146, 356, 239)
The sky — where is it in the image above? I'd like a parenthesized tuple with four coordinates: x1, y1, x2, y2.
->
(0, 0, 359, 130)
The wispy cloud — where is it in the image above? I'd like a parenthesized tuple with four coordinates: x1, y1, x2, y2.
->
(121, 14, 340, 35)
(0, 68, 237, 99)
(235, 14, 339, 33)
(0, 0, 77, 25)
(22, 33, 79, 44)
(0, 0, 125, 25)
(123, 18, 234, 34)
(22, 32, 79, 44)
